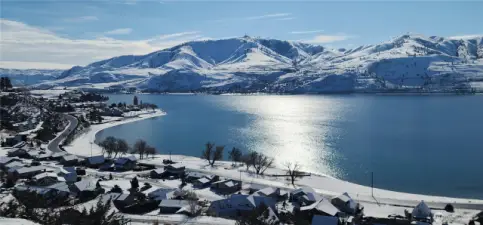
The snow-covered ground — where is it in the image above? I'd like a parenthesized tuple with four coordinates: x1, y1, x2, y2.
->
(63, 108, 483, 211)
(0, 217, 41, 225)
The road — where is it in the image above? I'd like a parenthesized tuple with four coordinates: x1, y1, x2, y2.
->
(47, 114, 78, 153)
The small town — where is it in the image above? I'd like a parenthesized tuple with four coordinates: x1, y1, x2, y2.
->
(1, 79, 483, 225)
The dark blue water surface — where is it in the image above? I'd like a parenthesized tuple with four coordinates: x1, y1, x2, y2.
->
(98, 94, 483, 199)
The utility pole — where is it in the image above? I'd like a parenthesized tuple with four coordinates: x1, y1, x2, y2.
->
(371, 172, 374, 197)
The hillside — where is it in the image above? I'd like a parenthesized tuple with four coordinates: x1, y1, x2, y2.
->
(0, 68, 62, 86)
(5, 34, 483, 93)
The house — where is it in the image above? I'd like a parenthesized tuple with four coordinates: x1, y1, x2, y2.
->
(51, 151, 68, 160)
(159, 200, 190, 214)
(147, 188, 177, 201)
(252, 187, 288, 201)
(184, 172, 206, 183)
(70, 178, 105, 201)
(4, 134, 27, 146)
(84, 155, 105, 168)
(412, 201, 432, 223)
(210, 179, 242, 195)
(0, 156, 19, 169)
(311, 215, 339, 225)
(61, 155, 79, 166)
(46, 182, 71, 197)
(58, 167, 78, 183)
(299, 198, 340, 220)
(114, 193, 138, 208)
(99, 162, 114, 171)
(114, 193, 159, 214)
(331, 192, 361, 215)
(163, 165, 186, 179)
(33, 172, 66, 186)
(4, 161, 24, 170)
(291, 187, 321, 206)
(208, 194, 276, 218)
(114, 156, 137, 171)
(10, 166, 47, 179)
(7, 148, 27, 158)
(36, 152, 52, 161)
(150, 168, 165, 179)
(247, 183, 268, 194)
(25, 150, 41, 159)
(193, 175, 219, 188)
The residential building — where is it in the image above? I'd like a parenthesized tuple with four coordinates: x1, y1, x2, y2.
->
(10, 166, 47, 179)
(33, 172, 66, 186)
(60, 155, 79, 166)
(114, 156, 137, 171)
(84, 155, 105, 168)
(159, 200, 190, 214)
(299, 198, 341, 220)
(331, 192, 361, 216)
(210, 179, 242, 195)
(208, 194, 276, 218)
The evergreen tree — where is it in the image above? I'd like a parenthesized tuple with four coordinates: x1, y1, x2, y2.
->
(133, 96, 139, 105)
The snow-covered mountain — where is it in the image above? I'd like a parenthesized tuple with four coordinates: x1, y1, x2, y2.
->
(0, 68, 62, 86)
(16, 34, 483, 92)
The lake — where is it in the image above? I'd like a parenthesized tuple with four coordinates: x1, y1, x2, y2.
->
(98, 94, 483, 199)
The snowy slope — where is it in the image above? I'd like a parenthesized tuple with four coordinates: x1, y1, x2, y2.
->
(32, 34, 483, 93)
(0, 68, 62, 86)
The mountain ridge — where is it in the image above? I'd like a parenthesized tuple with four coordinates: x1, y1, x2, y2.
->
(2, 34, 483, 93)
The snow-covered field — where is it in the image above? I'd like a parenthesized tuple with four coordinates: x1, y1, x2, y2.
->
(63, 108, 483, 211)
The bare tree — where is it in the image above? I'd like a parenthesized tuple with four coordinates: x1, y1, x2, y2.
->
(213, 145, 224, 166)
(145, 146, 156, 159)
(201, 142, 224, 167)
(228, 147, 242, 165)
(184, 191, 201, 217)
(252, 152, 274, 175)
(201, 142, 215, 165)
(132, 139, 147, 159)
(115, 138, 129, 158)
(284, 162, 303, 186)
(99, 136, 117, 158)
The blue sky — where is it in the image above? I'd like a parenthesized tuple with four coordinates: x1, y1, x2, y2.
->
(1, 0, 482, 69)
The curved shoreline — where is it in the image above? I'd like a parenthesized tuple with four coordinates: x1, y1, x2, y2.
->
(64, 109, 483, 208)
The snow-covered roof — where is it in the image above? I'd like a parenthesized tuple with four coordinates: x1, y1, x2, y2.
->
(311, 215, 338, 225)
(74, 178, 99, 191)
(412, 201, 432, 219)
(115, 156, 137, 165)
(52, 152, 68, 158)
(301, 198, 340, 217)
(47, 182, 70, 193)
(34, 172, 66, 182)
(152, 168, 164, 174)
(14, 166, 46, 174)
(257, 187, 280, 196)
(0, 156, 15, 164)
(147, 188, 176, 200)
(62, 155, 78, 161)
(159, 200, 189, 208)
(86, 155, 105, 164)
(5, 161, 24, 169)
(197, 177, 210, 184)
(291, 186, 316, 195)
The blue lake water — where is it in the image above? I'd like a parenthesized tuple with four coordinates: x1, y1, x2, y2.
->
(98, 94, 483, 199)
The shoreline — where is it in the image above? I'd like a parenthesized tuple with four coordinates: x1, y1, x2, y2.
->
(64, 108, 483, 208)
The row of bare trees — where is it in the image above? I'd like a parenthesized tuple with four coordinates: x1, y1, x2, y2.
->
(99, 137, 156, 159)
(201, 142, 274, 175)
(202, 142, 304, 185)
